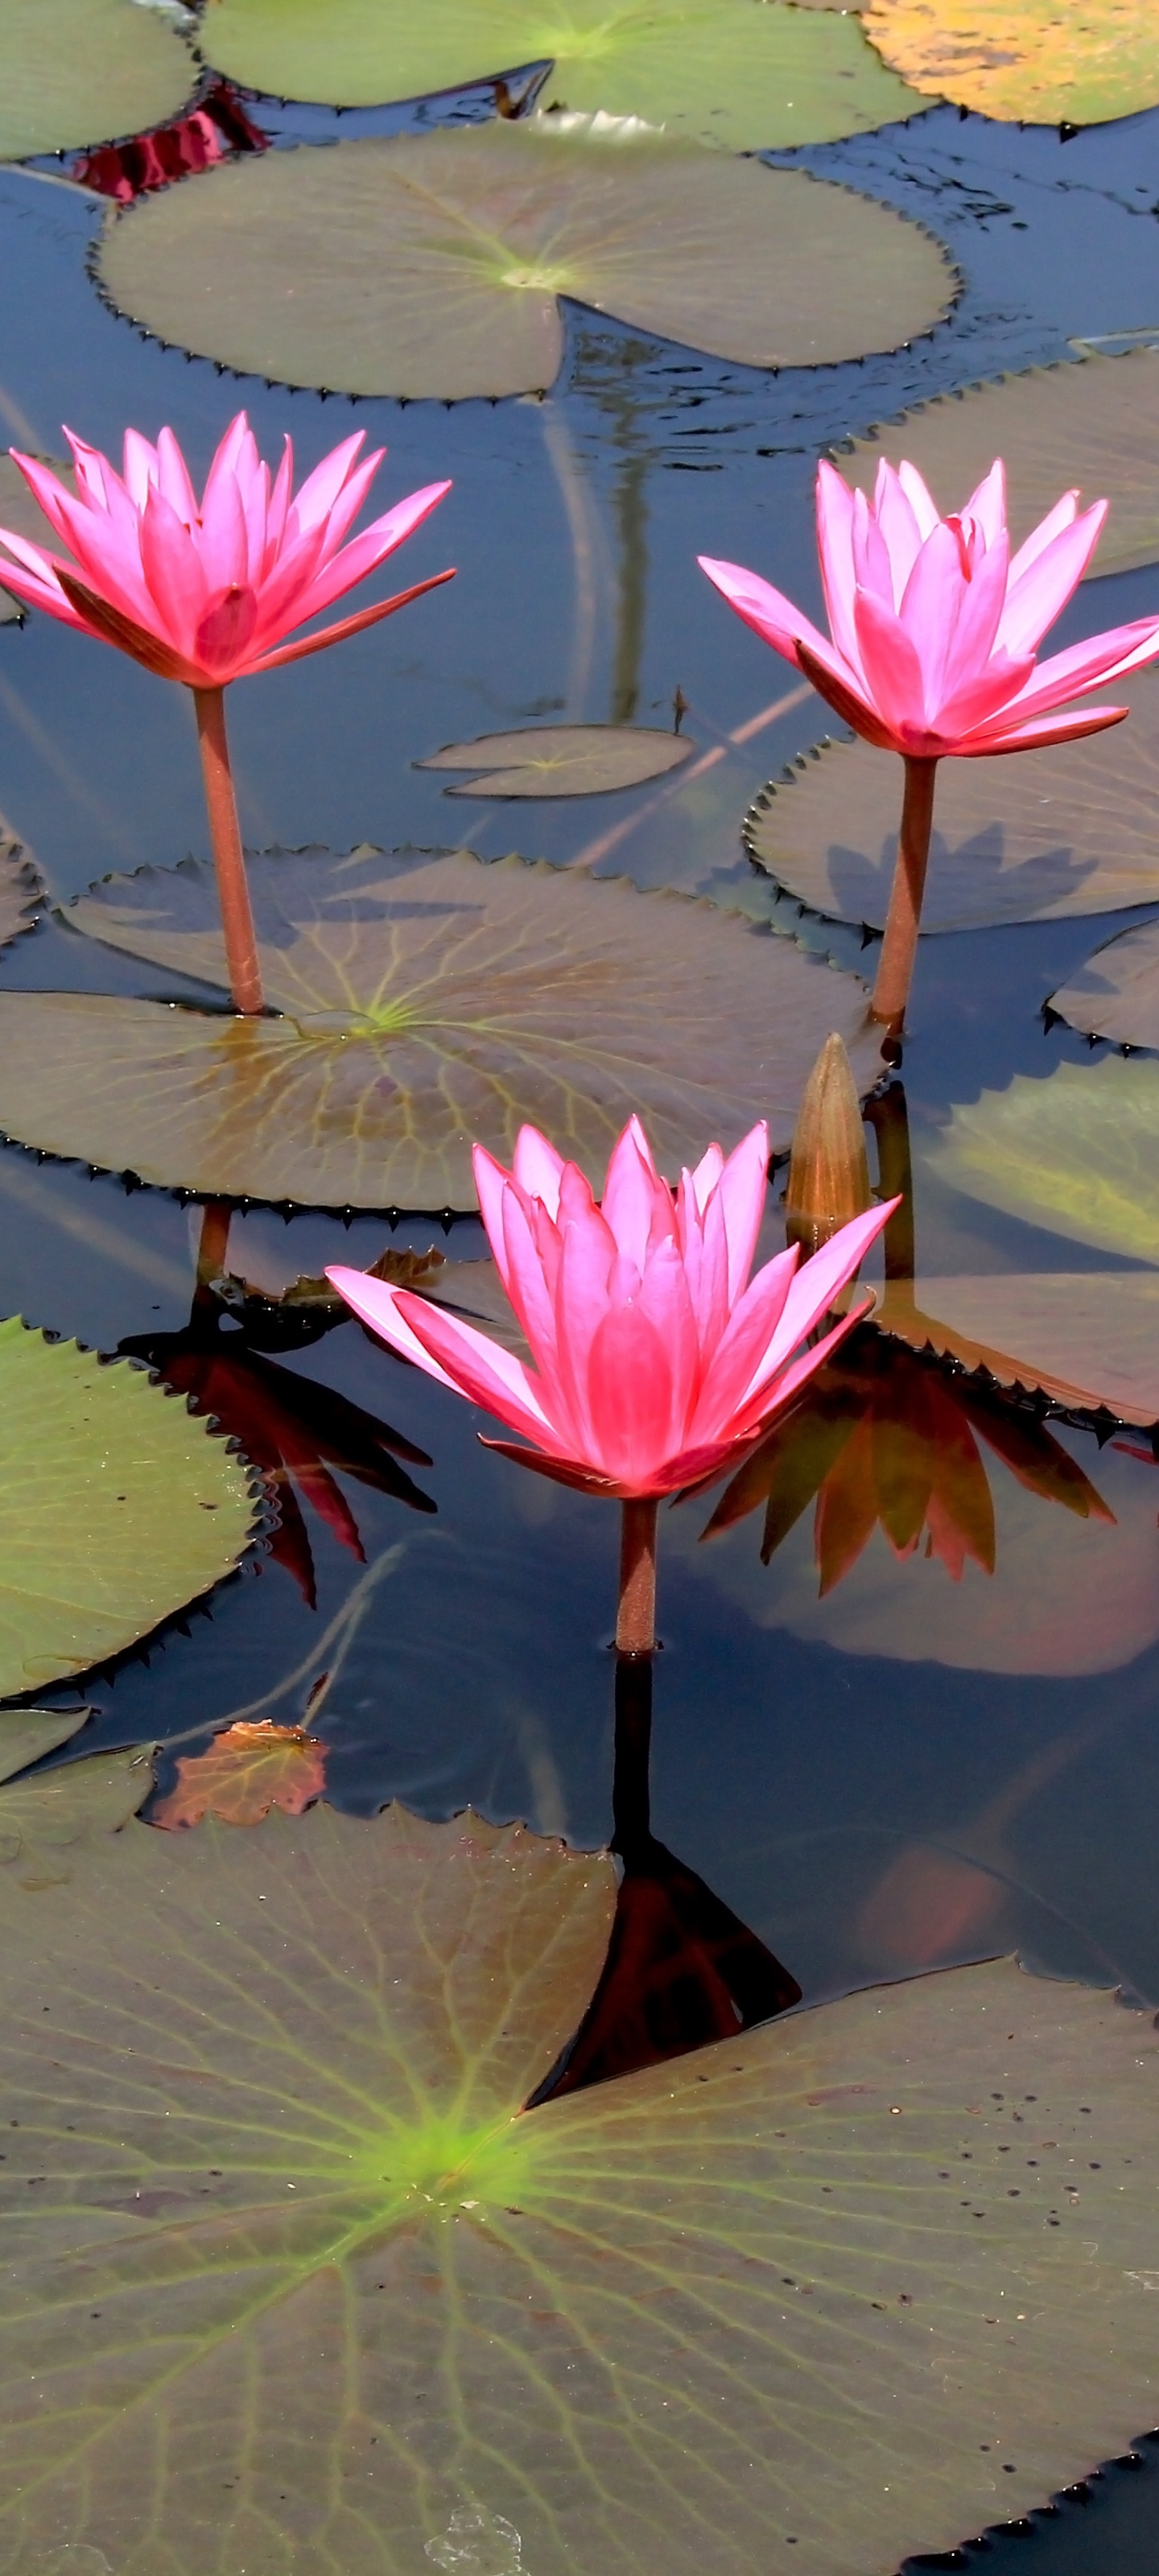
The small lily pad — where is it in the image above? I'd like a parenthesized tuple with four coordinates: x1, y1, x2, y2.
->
(744, 666, 1159, 932)
(873, 1273, 1159, 1428)
(0, 455, 76, 621)
(96, 118, 957, 400)
(862, 0, 1159, 125)
(0, 1315, 258, 1695)
(198, 0, 921, 150)
(0, 0, 196, 162)
(1050, 913, 1159, 1048)
(0, 844, 885, 1208)
(419, 724, 695, 799)
(836, 353, 1159, 581)
(926, 1056, 1159, 1266)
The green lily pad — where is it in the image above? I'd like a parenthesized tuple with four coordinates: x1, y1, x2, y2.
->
(872, 1274, 1159, 1428)
(0, 1315, 258, 1695)
(0, 455, 76, 623)
(926, 1055, 1159, 1266)
(0, 845, 886, 1208)
(862, 0, 1159, 125)
(744, 665, 1159, 932)
(95, 118, 957, 400)
(836, 352, 1159, 582)
(0, 0, 196, 162)
(2, 1802, 1159, 2570)
(0, 1743, 154, 1886)
(419, 723, 695, 799)
(197, 0, 921, 150)
(1050, 913, 1159, 1048)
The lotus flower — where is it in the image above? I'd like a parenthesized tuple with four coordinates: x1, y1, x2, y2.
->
(700, 459, 1159, 1027)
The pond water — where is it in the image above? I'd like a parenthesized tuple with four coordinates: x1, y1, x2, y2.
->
(3, 15, 1159, 2572)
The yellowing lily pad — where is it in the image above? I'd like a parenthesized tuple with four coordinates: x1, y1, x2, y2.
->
(2, 1801, 1159, 2569)
(419, 724, 695, 799)
(837, 352, 1159, 581)
(873, 1274, 1159, 1428)
(0, 455, 77, 622)
(0, 0, 196, 162)
(0, 1315, 258, 1695)
(96, 118, 957, 400)
(862, 0, 1159, 125)
(926, 1056, 1159, 1265)
(198, 0, 921, 150)
(744, 665, 1159, 932)
(0, 845, 886, 1208)
(1050, 912, 1159, 1048)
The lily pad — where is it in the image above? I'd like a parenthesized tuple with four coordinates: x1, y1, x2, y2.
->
(873, 1273, 1159, 1428)
(1, 1804, 1158, 2570)
(836, 353, 1159, 582)
(95, 118, 957, 400)
(197, 0, 921, 150)
(0, 0, 196, 162)
(0, 821, 44, 951)
(152, 1719, 326, 1828)
(1050, 912, 1159, 1048)
(0, 1744, 154, 1887)
(744, 666, 1159, 932)
(926, 1057, 1159, 1267)
(0, 1315, 258, 1695)
(0, 844, 885, 1208)
(862, 0, 1159, 124)
(419, 724, 695, 799)
(0, 455, 76, 622)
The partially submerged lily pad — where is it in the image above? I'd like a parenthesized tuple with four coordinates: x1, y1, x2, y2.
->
(1050, 913, 1159, 1048)
(862, 0, 1159, 125)
(0, 1315, 258, 1695)
(198, 0, 922, 149)
(872, 1273, 1159, 1428)
(419, 723, 695, 799)
(744, 667, 1159, 931)
(0, 0, 196, 162)
(0, 845, 885, 1208)
(96, 119, 957, 400)
(836, 353, 1159, 580)
(0, 455, 76, 621)
(926, 1057, 1159, 1266)
(2, 1801, 1159, 2569)
(0, 1743, 154, 1886)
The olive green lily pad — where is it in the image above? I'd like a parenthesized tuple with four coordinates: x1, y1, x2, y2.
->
(873, 1274, 1159, 1428)
(925, 1055, 1159, 1266)
(1050, 913, 1159, 1048)
(419, 724, 695, 799)
(862, 0, 1159, 125)
(0, 820, 44, 951)
(2, 1802, 1159, 2570)
(744, 666, 1159, 932)
(0, 844, 885, 1208)
(197, 0, 921, 150)
(96, 119, 957, 401)
(0, 1315, 258, 1695)
(0, 1743, 154, 1887)
(0, 0, 196, 162)
(0, 455, 76, 622)
(837, 352, 1159, 581)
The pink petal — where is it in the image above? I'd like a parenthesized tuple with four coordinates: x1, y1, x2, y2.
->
(851, 485, 898, 609)
(280, 481, 452, 630)
(930, 646, 1036, 746)
(725, 1294, 876, 1443)
(138, 485, 211, 657)
(0, 535, 85, 622)
(687, 1245, 800, 1446)
(715, 1120, 769, 1307)
(289, 431, 368, 535)
(122, 427, 159, 510)
(971, 614, 1159, 734)
(869, 460, 926, 606)
(7, 449, 81, 550)
(328, 1269, 560, 1448)
(155, 425, 199, 526)
(698, 554, 835, 672)
(1005, 488, 1079, 586)
(896, 519, 973, 716)
(793, 638, 901, 751)
(852, 586, 927, 737)
(511, 1124, 567, 1219)
(997, 501, 1107, 658)
(324, 1267, 460, 1390)
(585, 1295, 675, 1488)
(552, 1198, 619, 1459)
(958, 704, 1128, 755)
(959, 458, 1006, 547)
(815, 462, 864, 669)
(249, 570, 455, 675)
(741, 1200, 895, 1406)
(897, 460, 941, 539)
(601, 1114, 674, 1269)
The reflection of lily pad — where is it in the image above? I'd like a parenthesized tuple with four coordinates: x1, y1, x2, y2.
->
(926, 1058, 1159, 1267)
(744, 668, 1159, 931)
(873, 1274, 1159, 1429)
(3, 1802, 1159, 2570)
(836, 353, 1159, 581)
(419, 724, 694, 799)
(0, 455, 76, 621)
(1050, 913, 1159, 1048)
(863, 0, 1159, 124)
(198, 0, 921, 149)
(0, 846, 885, 1208)
(96, 119, 956, 401)
(0, 1317, 258, 1695)
(0, 0, 196, 162)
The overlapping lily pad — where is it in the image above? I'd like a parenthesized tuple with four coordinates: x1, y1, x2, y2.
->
(0, 0, 196, 162)
(152, 1719, 326, 1827)
(862, 0, 1159, 125)
(2, 1800, 1159, 2570)
(872, 1274, 1159, 1428)
(0, 455, 76, 622)
(0, 822, 44, 950)
(926, 1057, 1159, 1266)
(419, 724, 695, 799)
(0, 1316, 258, 1694)
(0, 845, 885, 1208)
(198, 0, 921, 149)
(1049, 914, 1159, 1048)
(96, 118, 957, 400)
(744, 667, 1159, 931)
(0, 1732, 154, 1887)
(836, 353, 1159, 580)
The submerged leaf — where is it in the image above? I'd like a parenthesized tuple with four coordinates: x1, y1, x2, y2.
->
(153, 1720, 326, 1828)
(0, 0, 196, 161)
(1, 1805, 1158, 2568)
(96, 119, 955, 400)
(926, 1057, 1159, 1268)
(863, 0, 1159, 123)
(419, 724, 695, 799)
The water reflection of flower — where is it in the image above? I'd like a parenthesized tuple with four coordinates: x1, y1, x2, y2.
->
(700, 1328, 1113, 1595)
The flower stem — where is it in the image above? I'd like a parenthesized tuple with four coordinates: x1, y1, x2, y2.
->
(871, 755, 938, 1033)
(617, 1496, 658, 1657)
(192, 684, 263, 1015)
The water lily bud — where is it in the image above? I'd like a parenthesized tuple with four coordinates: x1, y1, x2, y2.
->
(784, 1032, 872, 1257)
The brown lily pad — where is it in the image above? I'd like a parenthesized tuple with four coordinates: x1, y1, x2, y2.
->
(418, 724, 695, 799)
(152, 1720, 327, 1829)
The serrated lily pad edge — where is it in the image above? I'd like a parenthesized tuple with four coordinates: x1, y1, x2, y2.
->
(0, 820, 47, 950)
(743, 740, 890, 947)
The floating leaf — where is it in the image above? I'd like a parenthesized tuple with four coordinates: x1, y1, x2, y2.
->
(0, 1316, 258, 1695)
(873, 1273, 1159, 1428)
(419, 724, 695, 799)
(0, 0, 196, 162)
(0, 1744, 154, 1888)
(1050, 912, 1159, 1049)
(0, 455, 77, 622)
(96, 119, 956, 400)
(197, 0, 921, 149)
(1, 1803, 1158, 2569)
(744, 666, 1159, 931)
(152, 1719, 326, 1828)
(926, 1057, 1159, 1267)
(0, 821, 44, 952)
(837, 352, 1159, 581)
(0, 1709, 90, 1782)
(0, 845, 885, 1208)
(862, 0, 1159, 124)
